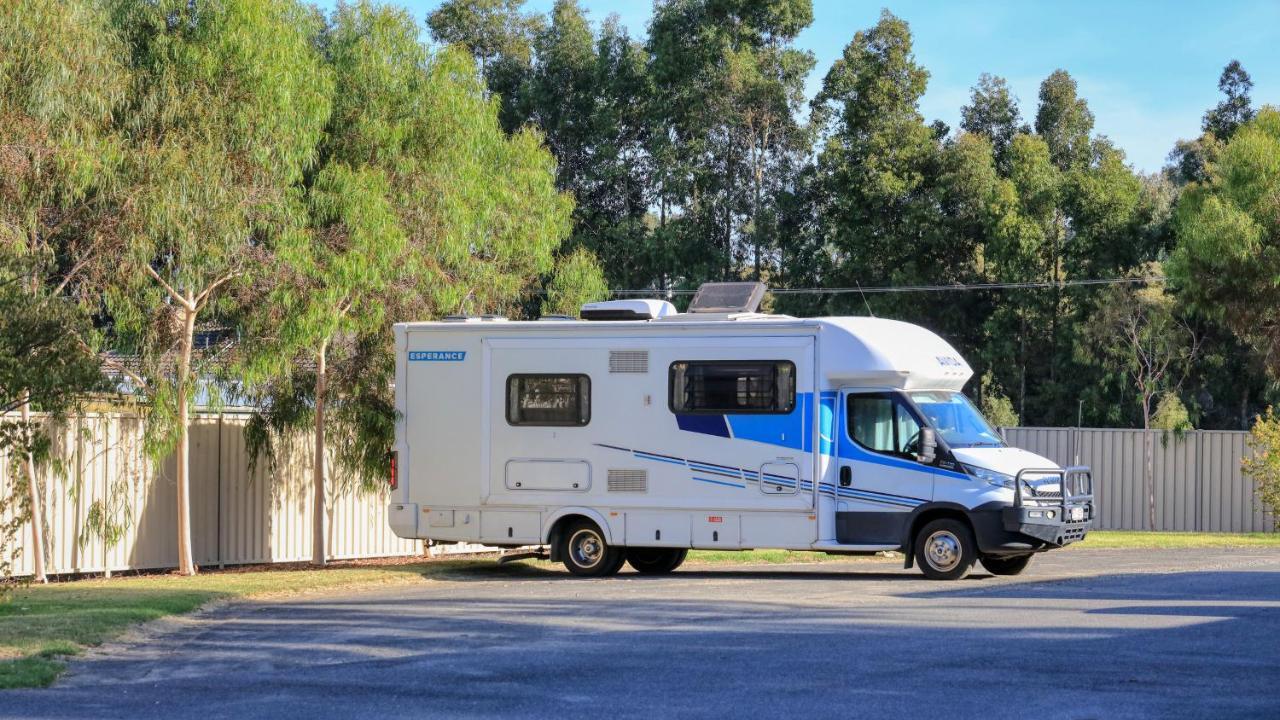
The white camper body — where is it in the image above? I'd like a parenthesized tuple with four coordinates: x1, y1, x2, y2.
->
(389, 301, 1094, 580)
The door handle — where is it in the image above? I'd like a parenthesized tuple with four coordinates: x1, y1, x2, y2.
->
(839, 466, 852, 487)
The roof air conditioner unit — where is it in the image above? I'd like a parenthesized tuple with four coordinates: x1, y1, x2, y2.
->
(580, 299, 677, 321)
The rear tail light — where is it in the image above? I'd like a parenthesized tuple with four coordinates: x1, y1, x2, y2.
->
(388, 450, 398, 490)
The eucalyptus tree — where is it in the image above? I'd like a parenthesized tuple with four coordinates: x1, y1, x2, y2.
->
(507, 1, 656, 288)
(648, 0, 815, 283)
(242, 2, 575, 564)
(1171, 108, 1280, 378)
(0, 0, 124, 583)
(810, 10, 935, 314)
(426, 0, 541, 128)
(101, 0, 332, 575)
(960, 74, 1026, 174)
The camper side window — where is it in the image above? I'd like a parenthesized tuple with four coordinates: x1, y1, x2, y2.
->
(668, 361, 796, 414)
(847, 392, 923, 460)
(507, 374, 591, 426)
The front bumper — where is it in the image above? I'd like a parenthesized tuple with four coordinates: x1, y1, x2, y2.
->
(974, 466, 1095, 555)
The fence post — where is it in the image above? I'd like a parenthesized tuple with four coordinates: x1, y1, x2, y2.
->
(216, 413, 224, 569)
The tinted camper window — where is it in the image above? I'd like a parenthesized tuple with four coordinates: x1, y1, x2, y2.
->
(507, 375, 591, 426)
(669, 361, 796, 414)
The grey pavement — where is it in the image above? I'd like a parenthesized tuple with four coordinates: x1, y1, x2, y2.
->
(3, 548, 1279, 719)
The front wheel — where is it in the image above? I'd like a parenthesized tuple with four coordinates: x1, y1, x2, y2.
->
(562, 521, 624, 577)
(625, 548, 688, 574)
(980, 554, 1033, 576)
(914, 519, 977, 581)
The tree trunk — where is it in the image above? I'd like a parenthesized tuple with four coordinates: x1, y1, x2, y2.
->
(752, 161, 763, 281)
(175, 302, 197, 576)
(19, 390, 47, 584)
(658, 197, 667, 295)
(311, 339, 328, 567)
(1143, 397, 1155, 531)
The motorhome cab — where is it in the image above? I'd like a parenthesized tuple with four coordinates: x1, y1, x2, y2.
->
(388, 282, 1094, 580)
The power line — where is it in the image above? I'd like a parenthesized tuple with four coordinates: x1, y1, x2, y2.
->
(594, 275, 1166, 297)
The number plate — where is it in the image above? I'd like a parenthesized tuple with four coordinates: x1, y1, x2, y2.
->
(1068, 507, 1085, 522)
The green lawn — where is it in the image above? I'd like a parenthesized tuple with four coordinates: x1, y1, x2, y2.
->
(0, 560, 483, 689)
(1073, 530, 1280, 549)
(2, 530, 1275, 689)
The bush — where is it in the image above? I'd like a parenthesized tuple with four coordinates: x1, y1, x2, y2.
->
(1243, 407, 1280, 521)
(1152, 393, 1193, 433)
(980, 372, 1020, 428)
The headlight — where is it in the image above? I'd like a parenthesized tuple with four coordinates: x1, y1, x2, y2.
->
(962, 463, 1015, 489)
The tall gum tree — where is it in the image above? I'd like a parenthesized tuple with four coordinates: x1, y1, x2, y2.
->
(101, 0, 332, 575)
(242, 2, 574, 565)
(0, 0, 125, 583)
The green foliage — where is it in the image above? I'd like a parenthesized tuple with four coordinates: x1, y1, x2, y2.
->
(1078, 264, 1197, 428)
(541, 247, 609, 317)
(1151, 393, 1192, 433)
(0, 0, 124, 586)
(961, 74, 1026, 173)
(1034, 69, 1095, 171)
(1203, 60, 1255, 141)
(101, 0, 333, 450)
(980, 372, 1020, 429)
(1170, 108, 1280, 377)
(243, 2, 575, 496)
(1243, 407, 1280, 520)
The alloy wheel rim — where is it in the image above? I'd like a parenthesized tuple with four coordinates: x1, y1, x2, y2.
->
(569, 529, 604, 568)
(925, 530, 962, 572)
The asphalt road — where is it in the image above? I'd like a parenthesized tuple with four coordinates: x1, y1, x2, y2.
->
(3, 548, 1279, 720)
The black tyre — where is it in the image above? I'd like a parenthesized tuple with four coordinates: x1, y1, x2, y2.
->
(625, 548, 688, 575)
(561, 521, 624, 577)
(914, 518, 978, 581)
(980, 553, 1034, 576)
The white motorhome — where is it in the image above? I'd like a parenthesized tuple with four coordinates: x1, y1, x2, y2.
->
(388, 283, 1094, 580)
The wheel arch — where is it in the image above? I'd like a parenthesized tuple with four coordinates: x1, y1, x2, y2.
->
(543, 507, 618, 561)
(901, 502, 975, 569)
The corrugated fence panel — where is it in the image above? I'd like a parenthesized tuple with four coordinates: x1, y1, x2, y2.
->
(1004, 427, 1274, 532)
(5, 418, 1274, 577)
(5, 412, 421, 577)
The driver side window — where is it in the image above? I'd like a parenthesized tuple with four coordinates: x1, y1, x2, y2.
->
(847, 392, 922, 459)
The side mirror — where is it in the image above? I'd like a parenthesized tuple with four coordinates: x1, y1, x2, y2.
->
(917, 428, 937, 465)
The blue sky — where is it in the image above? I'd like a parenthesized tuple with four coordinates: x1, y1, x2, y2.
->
(321, 0, 1280, 174)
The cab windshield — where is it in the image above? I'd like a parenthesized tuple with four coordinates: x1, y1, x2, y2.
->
(907, 391, 1004, 449)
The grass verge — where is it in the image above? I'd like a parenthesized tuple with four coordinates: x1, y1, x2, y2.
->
(0, 559, 482, 690)
(1074, 530, 1280, 549)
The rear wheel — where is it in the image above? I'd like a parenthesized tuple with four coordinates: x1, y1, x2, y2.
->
(914, 519, 977, 581)
(625, 548, 688, 574)
(980, 553, 1033, 576)
(562, 521, 623, 577)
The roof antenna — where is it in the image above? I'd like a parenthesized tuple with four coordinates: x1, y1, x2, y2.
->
(856, 280, 875, 317)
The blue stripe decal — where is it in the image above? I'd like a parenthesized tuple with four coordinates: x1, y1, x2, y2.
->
(686, 458, 742, 473)
(839, 489, 921, 507)
(675, 414, 731, 438)
(692, 476, 747, 489)
(634, 452, 687, 467)
(689, 466, 743, 480)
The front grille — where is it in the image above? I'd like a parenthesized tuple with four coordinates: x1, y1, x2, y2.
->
(607, 469, 648, 492)
(609, 350, 649, 373)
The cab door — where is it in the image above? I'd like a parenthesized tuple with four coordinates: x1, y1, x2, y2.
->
(835, 390, 934, 545)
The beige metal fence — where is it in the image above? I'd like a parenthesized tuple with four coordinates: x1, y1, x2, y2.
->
(5, 418, 1275, 577)
(3, 413, 423, 577)
(1004, 428, 1275, 533)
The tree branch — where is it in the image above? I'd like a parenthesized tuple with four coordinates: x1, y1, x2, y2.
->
(144, 264, 193, 310)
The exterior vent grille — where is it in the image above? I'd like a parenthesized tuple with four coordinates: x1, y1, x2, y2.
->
(607, 469, 648, 492)
(609, 350, 649, 373)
